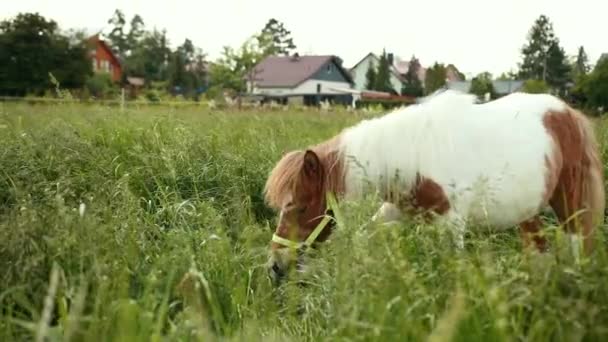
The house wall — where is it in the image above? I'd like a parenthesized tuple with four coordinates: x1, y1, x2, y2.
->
(252, 79, 353, 96)
(350, 54, 402, 93)
(310, 61, 351, 83)
(92, 42, 122, 82)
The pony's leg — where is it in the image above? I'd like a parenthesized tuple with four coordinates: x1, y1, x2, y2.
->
(519, 215, 547, 252)
(371, 202, 402, 224)
(437, 210, 466, 249)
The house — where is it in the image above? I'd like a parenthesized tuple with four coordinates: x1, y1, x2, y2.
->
(349, 52, 408, 94)
(391, 56, 427, 85)
(87, 34, 122, 83)
(247, 54, 355, 106)
(446, 79, 525, 98)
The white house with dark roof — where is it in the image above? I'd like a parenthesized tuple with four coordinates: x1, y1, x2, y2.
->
(349, 52, 407, 94)
(446, 79, 524, 99)
(247, 54, 356, 106)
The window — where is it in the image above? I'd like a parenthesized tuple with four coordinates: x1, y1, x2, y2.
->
(327, 64, 332, 73)
(317, 83, 321, 93)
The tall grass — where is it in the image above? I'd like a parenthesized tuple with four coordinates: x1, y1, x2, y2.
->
(1, 102, 608, 341)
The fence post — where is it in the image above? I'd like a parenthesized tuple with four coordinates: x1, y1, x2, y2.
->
(121, 88, 125, 112)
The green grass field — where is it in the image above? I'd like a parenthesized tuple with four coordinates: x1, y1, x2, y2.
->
(2, 102, 608, 342)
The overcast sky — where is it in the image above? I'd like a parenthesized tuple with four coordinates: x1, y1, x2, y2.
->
(3, 0, 606, 77)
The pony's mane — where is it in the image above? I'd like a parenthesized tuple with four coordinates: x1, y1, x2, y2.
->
(264, 136, 345, 210)
(264, 150, 305, 209)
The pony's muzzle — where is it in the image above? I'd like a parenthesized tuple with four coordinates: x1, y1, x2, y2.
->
(268, 260, 286, 284)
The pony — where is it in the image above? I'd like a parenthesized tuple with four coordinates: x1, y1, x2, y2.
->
(263, 90, 605, 282)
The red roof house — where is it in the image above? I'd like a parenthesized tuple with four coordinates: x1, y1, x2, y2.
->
(87, 34, 122, 83)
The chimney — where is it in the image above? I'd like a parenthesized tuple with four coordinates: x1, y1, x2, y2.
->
(387, 53, 394, 66)
(291, 52, 300, 61)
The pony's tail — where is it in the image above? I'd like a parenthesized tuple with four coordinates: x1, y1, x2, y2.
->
(576, 109, 606, 230)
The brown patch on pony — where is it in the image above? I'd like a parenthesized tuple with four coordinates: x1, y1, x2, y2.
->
(388, 173, 450, 221)
(542, 108, 605, 253)
(519, 215, 547, 252)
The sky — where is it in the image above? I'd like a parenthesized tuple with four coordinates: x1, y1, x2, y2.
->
(3, 0, 607, 77)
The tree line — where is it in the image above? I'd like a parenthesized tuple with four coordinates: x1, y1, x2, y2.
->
(0, 10, 297, 101)
(467, 15, 607, 113)
(0, 11, 606, 111)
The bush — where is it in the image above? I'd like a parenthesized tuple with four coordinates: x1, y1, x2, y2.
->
(85, 73, 115, 99)
(521, 79, 550, 94)
(582, 58, 608, 112)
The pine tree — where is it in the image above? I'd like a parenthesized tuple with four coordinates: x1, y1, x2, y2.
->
(545, 40, 571, 94)
(518, 14, 572, 94)
(424, 62, 447, 94)
(401, 55, 423, 97)
(574, 46, 590, 76)
(257, 18, 297, 56)
(365, 59, 376, 90)
(374, 50, 395, 93)
(518, 14, 556, 81)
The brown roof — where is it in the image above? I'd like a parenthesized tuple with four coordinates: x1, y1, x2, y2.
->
(252, 55, 353, 88)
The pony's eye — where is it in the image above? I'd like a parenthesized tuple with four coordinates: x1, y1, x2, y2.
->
(298, 206, 307, 214)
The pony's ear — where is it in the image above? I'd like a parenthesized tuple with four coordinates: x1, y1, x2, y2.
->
(302, 150, 323, 183)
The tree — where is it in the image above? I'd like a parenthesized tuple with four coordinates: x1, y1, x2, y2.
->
(167, 39, 208, 99)
(106, 9, 128, 58)
(256, 18, 297, 56)
(424, 62, 447, 94)
(0, 12, 92, 96)
(469, 72, 495, 100)
(496, 70, 518, 80)
(582, 58, 608, 112)
(126, 14, 145, 52)
(106, 9, 148, 61)
(401, 55, 423, 97)
(518, 14, 571, 94)
(126, 28, 171, 83)
(573, 46, 590, 77)
(545, 40, 571, 95)
(521, 79, 550, 94)
(365, 59, 376, 90)
(374, 50, 395, 93)
(518, 14, 556, 81)
(210, 36, 266, 94)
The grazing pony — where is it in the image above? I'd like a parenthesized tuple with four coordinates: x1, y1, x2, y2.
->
(263, 90, 605, 281)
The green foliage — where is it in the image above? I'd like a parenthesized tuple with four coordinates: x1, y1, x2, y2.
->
(2, 103, 608, 341)
(364, 60, 376, 90)
(581, 58, 608, 111)
(256, 18, 297, 56)
(125, 28, 171, 83)
(469, 72, 495, 100)
(211, 37, 267, 94)
(496, 71, 518, 81)
(573, 46, 590, 77)
(85, 73, 115, 98)
(521, 79, 550, 94)
(518, 14, 571, 93)
(0, 12, 93, 96)
(167, 39, 208, 99)
(372, 50, 396, 94)
(401, 56, 424, 97)
(424, 62, 447, 94)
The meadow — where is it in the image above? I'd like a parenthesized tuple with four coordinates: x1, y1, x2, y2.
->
(1, 101, 608, 342)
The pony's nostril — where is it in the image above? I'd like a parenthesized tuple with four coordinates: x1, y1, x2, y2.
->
(272, 262, 281, 273)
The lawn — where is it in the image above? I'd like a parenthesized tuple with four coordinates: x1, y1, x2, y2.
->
(1, 102, 608, 342)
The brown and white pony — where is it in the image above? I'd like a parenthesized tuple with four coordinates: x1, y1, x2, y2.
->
(263, 90, 605, 281)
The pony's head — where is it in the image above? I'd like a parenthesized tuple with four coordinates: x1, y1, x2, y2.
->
(263, 148, 339, 284)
